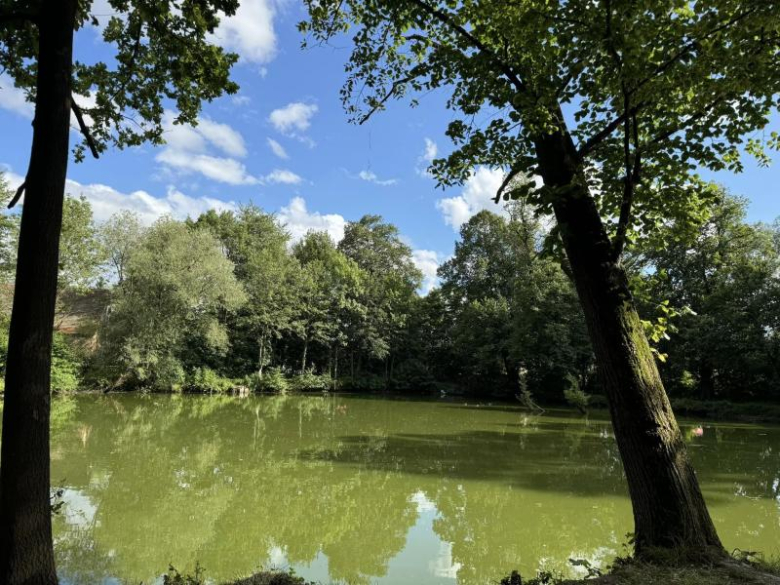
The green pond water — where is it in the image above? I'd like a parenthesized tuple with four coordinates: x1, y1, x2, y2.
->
(49, 393, 780, 585)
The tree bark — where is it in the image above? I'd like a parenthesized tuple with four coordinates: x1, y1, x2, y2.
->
(301, 337, 308, 373)
(533, 127, 723, 556)
(0, 1, 77, 583)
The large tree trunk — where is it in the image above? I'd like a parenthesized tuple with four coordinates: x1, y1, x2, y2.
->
(533, 128, 723, 556)
(0, 1, 77, 582)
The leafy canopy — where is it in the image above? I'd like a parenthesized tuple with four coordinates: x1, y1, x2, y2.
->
(302, 0, 780, 246)
(0, 0, 240, 161)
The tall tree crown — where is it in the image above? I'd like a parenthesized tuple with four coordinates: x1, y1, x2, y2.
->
(302, 0, 780, 251)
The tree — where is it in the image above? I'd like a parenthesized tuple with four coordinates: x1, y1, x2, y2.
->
(438, 205, 590, 397)
(302, 0, 780, 555)
(339, 215, 422, 381)
(636, 192, 780, 401)
(0, 173, 19, 286)
(0, 0, 240, 580)
(292, 231, 365, 376)
(96, 219, 245, 389)
(99, 210, 145, 284)
(59, 195, 105, 290)
(193, 207, 298, 377)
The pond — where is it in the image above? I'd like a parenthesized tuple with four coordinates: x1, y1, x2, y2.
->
(49, 393, 780, 585)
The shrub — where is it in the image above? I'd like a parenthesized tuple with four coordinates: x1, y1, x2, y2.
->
(563, 374, 590, 414)
(186, 367, 236, 393)
(51, 332, 81, 392)
(290, 369, 331, 392)
(258, 367, 289, 394)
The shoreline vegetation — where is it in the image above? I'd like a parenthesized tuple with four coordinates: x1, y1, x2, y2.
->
(2, 182, 778, 418)
(162, 554, 780, 585)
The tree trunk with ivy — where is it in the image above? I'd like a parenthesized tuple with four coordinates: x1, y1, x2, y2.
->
(0, 1, 77, 582)
(534, 127, 722, 555)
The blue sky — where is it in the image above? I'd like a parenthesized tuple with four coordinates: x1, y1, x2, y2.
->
(0, 0, 778, 292)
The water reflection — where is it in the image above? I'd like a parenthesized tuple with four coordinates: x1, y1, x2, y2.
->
(48, 395, 780, 585)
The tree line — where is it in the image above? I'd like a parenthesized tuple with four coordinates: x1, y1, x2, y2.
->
(2, 176, 777, 405)
(1, 0, 779, 581)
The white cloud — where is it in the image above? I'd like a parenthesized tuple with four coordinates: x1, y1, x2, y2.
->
(267, 138, 289, 160)
(358, 170, 397, 187)
(436, 166, 506, 230)
(212, 0, 278, 64)
(195, 118, 247, 158)
(157, 112, 258, 185)
(269, 102, 318, 135)
(156, 149, 259, 186)
(2, 166, 236, 226)
(411, 249, 442, 295)
(0, 75, 33, 119)
(264, 169, 302, 185)
(277, 197, 346, 244)
(416, 138, 438, 177)
(232, 95, 252, 106)
(65, 180, 236, 225)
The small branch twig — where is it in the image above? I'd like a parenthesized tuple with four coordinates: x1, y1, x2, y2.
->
(492, 166, 524, 204)
(8, 180, 25, 209)
(359, 67, 426, 125)
(71, 99, 100, 159)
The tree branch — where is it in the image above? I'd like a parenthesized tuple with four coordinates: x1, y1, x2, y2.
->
(404, 0, 526, 94)
(629, 6, 760, 99)
(577, 104, 643, 159)
(7, 180, 25, 209)
(646, 94, 727, 148)
(492, 165, 524, 204)
(612, 113, 641, 260)
(359, 66, 427, 125)
(71, 99, 100, 159)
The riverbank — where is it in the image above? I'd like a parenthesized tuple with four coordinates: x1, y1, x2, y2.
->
(555, 559, 780, 585)
(183, 558, 780, 585)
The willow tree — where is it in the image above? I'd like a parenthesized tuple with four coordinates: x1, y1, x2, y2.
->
(302, 0, 780, 556)
(0, 1, 239, 582)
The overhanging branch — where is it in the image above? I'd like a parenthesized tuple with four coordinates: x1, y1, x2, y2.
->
(71, 99, 100, 159)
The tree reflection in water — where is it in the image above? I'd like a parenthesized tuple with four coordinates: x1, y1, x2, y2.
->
(48, 395, 780, 585)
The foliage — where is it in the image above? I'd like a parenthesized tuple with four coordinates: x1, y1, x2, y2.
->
(258, 367, 289, 394)
(563, 376, 590, 414)
(91, 219, 245, 390)
(99, 210, 144, 284)
(186, 367, 236, 394)
(59, 195, 106, 290)
(290, 370, 332, 392)
(50, 332, 82, 393)
(633, 192, 780, 401)
(1, 0, 240, 163)
(301, 0, 780, 245)
(7, 188, 774, 405)
(163, 563, 206, 585)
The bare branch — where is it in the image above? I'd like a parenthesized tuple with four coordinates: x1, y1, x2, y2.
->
(71, 99, 100, 159)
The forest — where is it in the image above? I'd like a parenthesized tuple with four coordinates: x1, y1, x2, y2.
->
(2, 176, 778, 409)
(1, 1, 780, 584)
